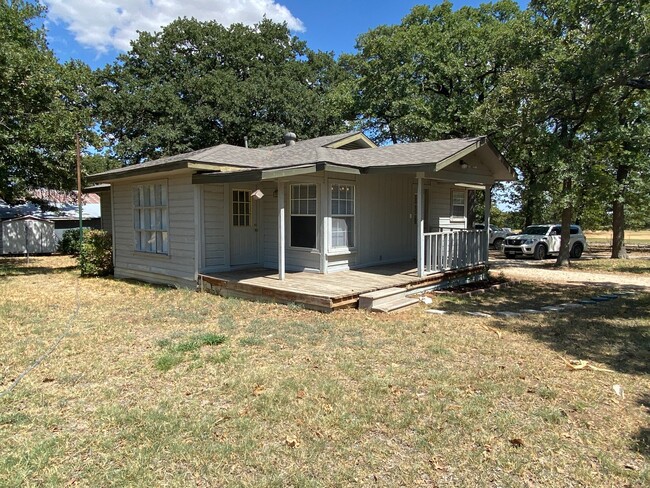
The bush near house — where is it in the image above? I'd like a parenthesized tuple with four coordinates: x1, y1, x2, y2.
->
(79, 229, 113, 276)
(57, 228, 83, 255)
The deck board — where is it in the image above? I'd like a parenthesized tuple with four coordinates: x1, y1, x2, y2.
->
(199, 262, 486, 311)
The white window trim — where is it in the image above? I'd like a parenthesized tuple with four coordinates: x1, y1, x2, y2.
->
(232, 189, 253, 227)
(328, 181, 356, 252)
(450, 189, 466, 221)
(288, 183, 318, 251)
(133, 180, 169, 255)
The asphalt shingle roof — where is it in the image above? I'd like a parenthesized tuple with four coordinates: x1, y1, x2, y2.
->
(88, 131, 506, 181)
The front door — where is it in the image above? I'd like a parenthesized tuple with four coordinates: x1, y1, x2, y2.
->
(230, 189, 258, 266)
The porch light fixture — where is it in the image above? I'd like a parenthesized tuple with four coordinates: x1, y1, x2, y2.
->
(251, 189, 264, 200)
(459, 160, 469, 169)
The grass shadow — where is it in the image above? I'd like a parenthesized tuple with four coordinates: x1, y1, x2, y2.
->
(0, 257, 78, 277)
(634, 393, 650, 457)
(433, 283, 650, 375)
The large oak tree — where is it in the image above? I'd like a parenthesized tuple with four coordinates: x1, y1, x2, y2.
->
(93, 18, 352, 165)
(0, 0, 95, 201)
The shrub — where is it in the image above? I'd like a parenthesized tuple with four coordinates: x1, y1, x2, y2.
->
(58, 228, 83, 255)
(79, 229, 113, 276)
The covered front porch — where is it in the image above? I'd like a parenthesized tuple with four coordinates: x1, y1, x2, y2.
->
(199, 259, 488, 312)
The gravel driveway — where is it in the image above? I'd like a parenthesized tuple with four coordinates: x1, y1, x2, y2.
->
(488, 252, 650, 290)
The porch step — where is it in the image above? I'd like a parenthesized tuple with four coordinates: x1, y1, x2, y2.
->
(359, 286, 421, 313)
(372, 296, 420, 313)
(358, 287, 406, 310)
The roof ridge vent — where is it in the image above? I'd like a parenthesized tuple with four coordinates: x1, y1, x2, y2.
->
(284, 132, 297, 146)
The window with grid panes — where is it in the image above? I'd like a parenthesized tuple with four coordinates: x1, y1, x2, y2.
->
(451, 190, 466, 218)
(330, 183, 354, 248)
(232, 190, 251, 226)
(290, 184, 317, 248)
(133, 183, 169, 254)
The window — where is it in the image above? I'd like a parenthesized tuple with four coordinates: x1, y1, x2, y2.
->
(232, 190, 251, 226)
(451, 190, 466, 218)
(331, 184, 354, 248)
(290, 184, 317, 248)
(133, 182, 169, 254)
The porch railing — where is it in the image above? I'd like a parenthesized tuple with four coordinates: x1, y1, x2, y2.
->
(422, 230, 488, 275)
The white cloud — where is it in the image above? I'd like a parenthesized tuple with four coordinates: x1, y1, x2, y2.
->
(44, 0, 305, 53)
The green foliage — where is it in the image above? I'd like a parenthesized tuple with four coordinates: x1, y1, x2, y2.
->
(154, 332, 228, 371)
(0, 1, 95, 201)
(345, 0, 524, 144)
(349, 0, 649, 245)
(93, 18, 352, 164)
(483, 0, 649, 241)
(57, 228, 82, 255)
(155, 352, 184, 372)
(79, 229, 113, 276)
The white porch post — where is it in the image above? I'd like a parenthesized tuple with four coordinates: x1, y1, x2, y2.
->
(278, 181, 286, 280)
(483, 184, 492, 263)
(417, 172, 425, 277)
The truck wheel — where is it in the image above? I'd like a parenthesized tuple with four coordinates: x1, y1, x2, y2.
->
(493, 238, 504, 251)
(533, 244, 547, 260)
(570, 242, 584, 259)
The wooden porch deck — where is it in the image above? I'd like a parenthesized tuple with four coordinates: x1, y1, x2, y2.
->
(199, 262, 486, 312)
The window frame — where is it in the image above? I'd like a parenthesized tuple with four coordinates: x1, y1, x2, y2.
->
(133, 180, 169, 255)
(232, 189, 252, 227)
(329, 182, 356, 252)
(289, 183, 318, 250)
(450, 189, 466, 221)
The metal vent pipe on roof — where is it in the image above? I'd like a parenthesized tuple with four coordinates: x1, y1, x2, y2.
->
(284, 132, 297, 146)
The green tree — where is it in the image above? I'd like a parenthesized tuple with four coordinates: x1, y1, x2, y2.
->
(0, 1, 94, 202)
(93, 18, 351, 165)
(486, 0, 649, 264)
(577, 90, 650, 256)
(344, 0, 524, 144)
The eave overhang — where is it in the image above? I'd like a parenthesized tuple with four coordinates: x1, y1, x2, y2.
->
(86, 160, 256, 183)
(192, 162, 361, 184)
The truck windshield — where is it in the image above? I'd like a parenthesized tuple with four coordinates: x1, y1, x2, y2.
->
(522, 225, 550, 235)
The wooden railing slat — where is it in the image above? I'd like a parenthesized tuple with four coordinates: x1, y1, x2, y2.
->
(420, 229, 487, 276)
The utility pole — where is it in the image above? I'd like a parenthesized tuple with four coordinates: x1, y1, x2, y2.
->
(76, 134, 83, 250)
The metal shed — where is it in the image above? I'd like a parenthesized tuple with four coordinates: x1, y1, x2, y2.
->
(0, 216, 57, 255)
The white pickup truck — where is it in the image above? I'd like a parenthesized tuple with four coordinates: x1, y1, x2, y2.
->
(474, 223, 513, 250)
(503, 224, 587, 260)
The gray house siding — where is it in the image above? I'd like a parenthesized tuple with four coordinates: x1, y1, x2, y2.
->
(112, 173, 196, 287)
(100, 192, 112, 233)
(199, 174, 467, 276)
(203, 184, 227, 270)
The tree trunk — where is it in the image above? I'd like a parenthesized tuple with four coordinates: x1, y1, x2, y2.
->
(555, 177, 572, 267)
(522, 173, 537, 228)
(611, 164, 629, 259)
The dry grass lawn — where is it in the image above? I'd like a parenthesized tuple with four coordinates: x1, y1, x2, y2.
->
(585, 230, 650, 244)
(1, 256, 649, 486)
(569, 257, 650, 275)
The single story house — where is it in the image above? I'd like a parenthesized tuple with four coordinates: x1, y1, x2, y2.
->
(87, 131, 515, 310)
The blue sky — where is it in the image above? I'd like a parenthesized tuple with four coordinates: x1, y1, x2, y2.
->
(42, 0, 527, 69)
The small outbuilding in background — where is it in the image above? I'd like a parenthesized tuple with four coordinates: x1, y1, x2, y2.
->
(0, 215, 57, 255)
